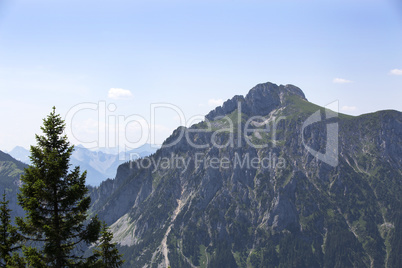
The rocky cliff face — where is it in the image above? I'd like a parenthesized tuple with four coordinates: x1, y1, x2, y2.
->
(89, 82, 402, 267)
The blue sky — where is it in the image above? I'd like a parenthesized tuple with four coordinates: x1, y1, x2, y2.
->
(0, 0, 401, 151)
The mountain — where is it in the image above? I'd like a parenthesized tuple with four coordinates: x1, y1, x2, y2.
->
(89, 82, 402, 267)
(90, 143, 157, 156)
(0, 150, 27, 219)
(7, 144, 158, 186)
(8, 146, 31, 164)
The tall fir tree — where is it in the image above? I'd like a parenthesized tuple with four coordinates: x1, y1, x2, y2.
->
(0, 192, 24, 267)
(92, 222, 124, 268)
(16, 107, 101, 267)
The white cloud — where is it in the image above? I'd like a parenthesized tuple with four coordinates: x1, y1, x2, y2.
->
(208, 98, 224, 107)
(341, 106, 357, 112)
(333, 78, 352, 84)
(108, 88, 133, 99)
(389, 69, 402, 76)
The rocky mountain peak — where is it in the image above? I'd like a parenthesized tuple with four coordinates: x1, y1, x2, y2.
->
(82, 81, 401, 267)
(205, 82, 306, 121)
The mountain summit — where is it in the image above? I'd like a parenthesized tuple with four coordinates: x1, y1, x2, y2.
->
(206, 82, 306, 121)
(89, 82, 402, 267)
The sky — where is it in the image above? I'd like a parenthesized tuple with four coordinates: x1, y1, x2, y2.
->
(0, 0, 401, 152)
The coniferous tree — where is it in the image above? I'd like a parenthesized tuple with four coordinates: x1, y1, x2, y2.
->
(16, 107, 101, 267)
(0, 192, 24, 267)
(91, 222, 124, 268)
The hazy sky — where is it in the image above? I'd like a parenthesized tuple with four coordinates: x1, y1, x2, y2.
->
(0, 0, 401, 151)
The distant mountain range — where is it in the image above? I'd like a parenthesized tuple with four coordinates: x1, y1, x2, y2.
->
(6, 144, 158, 186)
